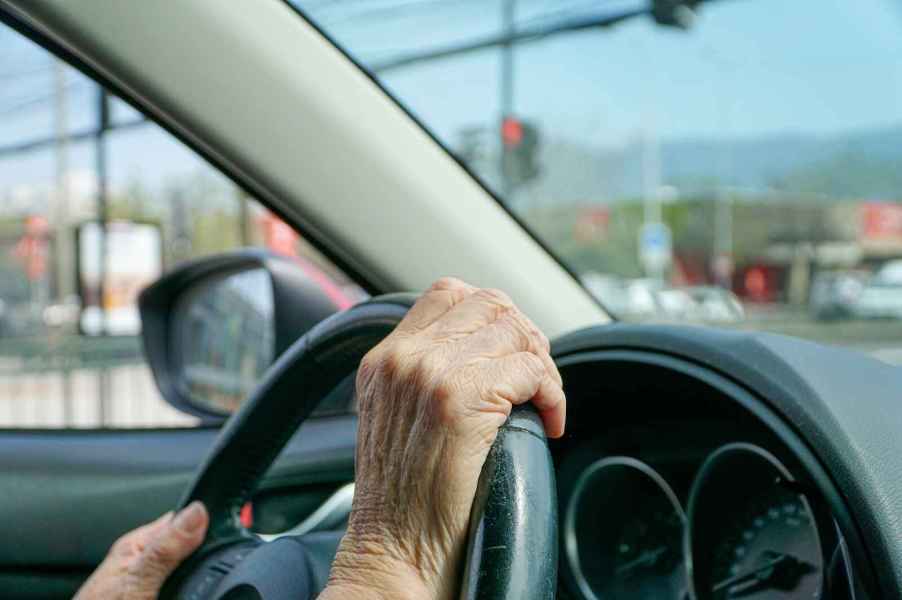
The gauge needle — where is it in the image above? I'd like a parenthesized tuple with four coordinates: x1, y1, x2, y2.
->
(713, 552, 815, 598)
(615, 545, 668, 576)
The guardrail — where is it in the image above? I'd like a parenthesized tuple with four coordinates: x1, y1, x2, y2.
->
(0, 334, 195, 429)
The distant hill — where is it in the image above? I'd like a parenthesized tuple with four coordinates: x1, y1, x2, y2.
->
(517, 123, 902, 204)
(663, 124, 902, 197)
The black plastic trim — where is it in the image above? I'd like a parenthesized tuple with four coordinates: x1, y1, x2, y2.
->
(554, 344, 880, 598)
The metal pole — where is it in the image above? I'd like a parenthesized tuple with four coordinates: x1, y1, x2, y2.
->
(62, 365, 73, 426)
(96, 87, 110, 336)
(53, 59, 73, 303)
(641, 128, 661, 225)
(499, 0, 515, 201)
(238, 192, 251, 246)
(95, 87, 111, 425)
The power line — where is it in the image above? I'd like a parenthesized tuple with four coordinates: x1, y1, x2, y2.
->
(317, 0, 476, 25)
(369, 5, 649, 72)
(0, 63, 51, 82)
(0, 80, 84, 117)
(365, 0, 719, 72)
(516, 0, 636, 27)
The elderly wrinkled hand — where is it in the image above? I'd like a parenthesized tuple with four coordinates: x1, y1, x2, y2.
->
(74, 501, 208, 600)
(322, 277, 566, 600)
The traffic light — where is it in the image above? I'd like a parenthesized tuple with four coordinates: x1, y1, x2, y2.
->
(500, 116, 540, 187)
(651, 0, 699, 29)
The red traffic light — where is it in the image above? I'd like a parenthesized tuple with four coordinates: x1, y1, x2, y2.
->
(501, 116, 524, 148)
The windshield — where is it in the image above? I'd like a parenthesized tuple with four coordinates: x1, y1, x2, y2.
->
(291, 0, 902, 363)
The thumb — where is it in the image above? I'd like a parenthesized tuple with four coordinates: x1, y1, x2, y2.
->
(132, 501, 209, 592)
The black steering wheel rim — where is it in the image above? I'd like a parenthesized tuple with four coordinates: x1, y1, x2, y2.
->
(161, 294, 558, 599)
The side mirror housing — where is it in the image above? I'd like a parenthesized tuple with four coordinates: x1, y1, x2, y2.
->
(138, 249, 346, 421)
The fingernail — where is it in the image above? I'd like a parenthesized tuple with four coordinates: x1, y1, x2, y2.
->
(173, 501, 205, 534)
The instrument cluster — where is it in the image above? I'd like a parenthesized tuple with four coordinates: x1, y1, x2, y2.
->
(562, 439, 854, 600)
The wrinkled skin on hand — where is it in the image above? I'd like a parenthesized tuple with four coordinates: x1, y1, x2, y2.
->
(323, 278, 566, 600)
(74, 501, 208, 600)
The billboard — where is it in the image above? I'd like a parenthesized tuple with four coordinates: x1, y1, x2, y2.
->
(78, 220, 162, 336)
(861, 202, 902, 241)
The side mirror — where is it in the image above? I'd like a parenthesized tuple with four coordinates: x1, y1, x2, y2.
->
(139, 250, 348, 420)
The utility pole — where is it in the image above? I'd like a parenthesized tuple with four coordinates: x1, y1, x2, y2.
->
(499, 0, 515, 201)
(712, 57, 734, 289)
(95, 86, 112, 426)
(54, 59, 75, 425)
(714, 187, 734, 288)
(95, 86, 110, 337)
(238, 191, 251, 246)
(640, 127, 671, 282)
(641, 127, 661, 225)
(53, 59, 73, 303)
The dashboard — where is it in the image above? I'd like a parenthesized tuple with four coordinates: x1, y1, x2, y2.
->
(549, 347, 865, 600)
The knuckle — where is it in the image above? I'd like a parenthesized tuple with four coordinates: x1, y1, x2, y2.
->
(476, 287, 513, 308)
(520, 352, 546, 379)
(534, 328, 551, 354)
(510, 311, 549, 353)
(357, 348, 382, 381)
(125, 557, 150, 581)
(380, 347, 405, 379)
(430, 276, 465, 292)
(417, 351, 445, 381)
(110, 535, 132, 557)
(390, 336, 417, 361)
(499, 313, 531, 348)
(144, 540, 177, 568)
(432, 380, 459, 425)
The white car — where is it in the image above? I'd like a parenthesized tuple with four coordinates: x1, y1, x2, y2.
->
(853, 260, 902, 319)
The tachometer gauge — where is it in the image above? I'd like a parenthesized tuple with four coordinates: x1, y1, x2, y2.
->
(565, 456, 688, 599)
(687, 443, 824, 600)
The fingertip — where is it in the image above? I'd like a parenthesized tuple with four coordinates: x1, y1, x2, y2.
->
(539, 404, 566, 439)
(173, 501, 208, 538)
(535, 381, 566, 439)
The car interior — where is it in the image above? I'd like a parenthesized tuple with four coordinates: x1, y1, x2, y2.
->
(1, 1, 902, 599)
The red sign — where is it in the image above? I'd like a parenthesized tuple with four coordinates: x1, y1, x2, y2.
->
(256, 211, 354, 311)
(574, 208, 610, 242)
(13, 215, 50, 281)
(861, 202, 902, 240)
(259, 212, 300, 257)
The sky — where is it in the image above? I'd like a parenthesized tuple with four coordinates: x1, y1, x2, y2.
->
(2, 0, 902, 198)
(334, 0, 902, 144)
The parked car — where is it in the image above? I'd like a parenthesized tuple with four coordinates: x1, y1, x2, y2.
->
(684, 286, 745, 323)
(852, 260, 902, 319)
(809, 271, 868, 320)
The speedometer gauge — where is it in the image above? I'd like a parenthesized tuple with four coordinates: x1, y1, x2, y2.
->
(565, 456, 688, 599)
(710, 487, 820, 598)
(687, 443, 825, 600)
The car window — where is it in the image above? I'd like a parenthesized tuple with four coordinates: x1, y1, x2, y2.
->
(290, 0, 902, 365)
(0, 24, 365, 428)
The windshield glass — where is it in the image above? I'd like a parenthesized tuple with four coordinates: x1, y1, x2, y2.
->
(291, 0, 902, 363)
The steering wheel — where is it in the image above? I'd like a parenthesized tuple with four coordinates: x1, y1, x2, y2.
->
(160, 294, 558, 600)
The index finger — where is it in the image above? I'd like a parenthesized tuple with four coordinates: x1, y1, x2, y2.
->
(395, 277, 477, 334)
